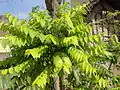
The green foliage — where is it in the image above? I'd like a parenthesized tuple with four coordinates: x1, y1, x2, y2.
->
(0, 3, 119, 90)
(32, 67, 49, 88)
(25, 46, 48, 59)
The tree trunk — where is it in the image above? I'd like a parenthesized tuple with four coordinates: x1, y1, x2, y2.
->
(53, 77, 60, 90)
(44, 0, 62, 90)
(45, 0, 62, 17)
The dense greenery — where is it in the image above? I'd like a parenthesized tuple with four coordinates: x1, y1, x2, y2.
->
(0, 3, 119, 90)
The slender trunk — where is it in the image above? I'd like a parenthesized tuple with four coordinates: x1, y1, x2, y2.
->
(45, 0, 62, 17)
(45, 1, 62, 90)
(53, 77, 60, 90)
(63, 0, 65, 4)
(52, 0, 61, 89)
(60, 75, 67, 90)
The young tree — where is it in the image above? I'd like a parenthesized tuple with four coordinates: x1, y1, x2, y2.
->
(0, 3, 119, 90)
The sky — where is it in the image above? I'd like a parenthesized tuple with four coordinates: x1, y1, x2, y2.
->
(0, 0, 46, 19)
(0, 0, 71, 19)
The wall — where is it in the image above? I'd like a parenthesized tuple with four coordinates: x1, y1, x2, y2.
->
(0, 15, 9, 60)
(71, 0, 89, 7)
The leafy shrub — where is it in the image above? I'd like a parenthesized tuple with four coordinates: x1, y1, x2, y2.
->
(0, 3, 119, 90)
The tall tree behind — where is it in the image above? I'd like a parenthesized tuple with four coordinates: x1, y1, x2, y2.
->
(45, 0, 62, 17)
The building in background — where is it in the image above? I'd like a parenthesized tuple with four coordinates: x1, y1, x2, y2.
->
(0, 15, 10, 60)
(71, 0, 120, 75)
(70, 0, 89, 7)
